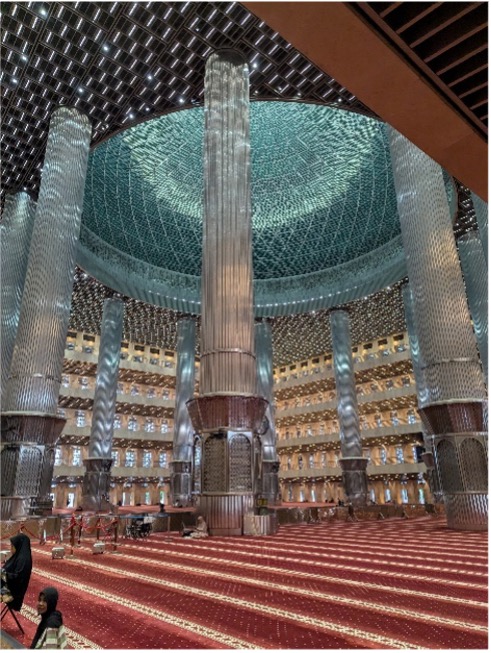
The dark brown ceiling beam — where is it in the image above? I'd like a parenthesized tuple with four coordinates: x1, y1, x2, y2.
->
(379, 3, 402, 19)
(395, 3, 442, 35)
(436, 42, 487, 75)
(458, 81, 487, 100)
(409, 3, 482, 47)
(242, 2, 487, 200)
(423, 24, 487, 63)
(448, 62, 488, 87)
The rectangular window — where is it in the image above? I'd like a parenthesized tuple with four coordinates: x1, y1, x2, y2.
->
(128, 417, 138, 432)
(144, 419, 155, 432)
(76, 410, 86, 427)
(144, 491, 151, 505)
(159, 452, 168, 468)
(418, 488, 425, 505)
(142, 451, 152, 467)
(125, 450, 136, 468)
(396, 447, 404, 463)
(384, 488, 391, 502)
(401, 488, 408, 503)
(54, 447, 62, 466)
(111, 451, 119, 466)
(72, 447, 81, 466)
(380, 447, 387, 464)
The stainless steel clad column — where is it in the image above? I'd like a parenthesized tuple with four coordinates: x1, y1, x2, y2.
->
(1, 107, 91, 520)
(401, 282, 443, 505)
(389, 127, 487, 530)
(171, 318, 196, 507)
(0, 192, 36, 402)
(471, 192, 487, 268)
(187, 51, 267, 535)
(329, 310, 367, 506)
(255, 321, 280, 504)
(457, 232, 488, 382)
(82, 298, 124, 512)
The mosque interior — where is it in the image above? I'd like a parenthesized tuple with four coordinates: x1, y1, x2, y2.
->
(0, 1, 488, 650)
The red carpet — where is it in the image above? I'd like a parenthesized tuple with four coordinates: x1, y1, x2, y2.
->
(2, 517, 487, 649)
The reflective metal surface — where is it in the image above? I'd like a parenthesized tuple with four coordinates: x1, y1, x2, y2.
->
(458, 232, 488, 381)
(171, 318, 196, 507)
(82, 298, 124, 511)
(390, 128, 488, 530)
(199, 50, 256, 398)
(330, 310, 367, 506)
(0, 192, 36, 403)
(255, 322, 280, 503)
(471, 192, 488, 267)
(4, 107, 92, 414)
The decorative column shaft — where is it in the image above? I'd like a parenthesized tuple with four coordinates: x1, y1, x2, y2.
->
(389, 127, 487, 530)
(471, 192, 488, 268)
(1, 107, 91, 520)
(186, 51, 267, 536)
(82, 298, 124, 512)
(458, 232, 488, 381)
(1, 192, 36, 402)
(171, 318, 196, 507)
(401, 283, 443, 504)
(255, 322, 280, 503)
(329, 310, 367, 506)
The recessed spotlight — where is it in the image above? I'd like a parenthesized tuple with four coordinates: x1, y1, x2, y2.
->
(78, 87, 84, 94)
(21, 54, 28, 62)
(147, 74, 153, 81)
(12, 77, 18, 84)
(129, 113, 135, 119)
(40, 8, 47, 17)
(102, 44, 110, 52)
(178, 97, 185, 104)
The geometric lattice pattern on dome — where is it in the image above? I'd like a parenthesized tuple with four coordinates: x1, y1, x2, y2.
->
(83, 102, 400, 279)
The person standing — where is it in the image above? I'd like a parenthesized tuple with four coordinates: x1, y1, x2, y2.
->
(1, 532, 32, 611)
(30, 587, 67, 649)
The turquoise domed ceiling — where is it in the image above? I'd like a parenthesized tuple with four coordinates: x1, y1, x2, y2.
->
(78, 101, 455, 315)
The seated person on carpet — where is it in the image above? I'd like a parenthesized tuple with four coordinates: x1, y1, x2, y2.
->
(1, 532, 33, 611)
(182, 515, 209, 538)
(30, 587, 67, 649)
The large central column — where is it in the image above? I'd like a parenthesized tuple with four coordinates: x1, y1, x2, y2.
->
(0, 191, 36, 403)
(81, 298, 124, 512)
(1, 107, 91, 520)
(389, 128, 487, 530)
(330, 310, 368, 506)
(187, 50, 266, 535)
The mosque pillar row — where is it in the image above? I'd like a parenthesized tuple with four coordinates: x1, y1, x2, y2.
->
(389, 128, 487, 531)
(457, 232, 488, 381)
(255, 321, 281, 504)
(329, 310, 368, 506)
(1, 107, 91, 521)
(0, 191, 36, 403)
(81, 298, 124, 512)
(171, 318, 196, 507)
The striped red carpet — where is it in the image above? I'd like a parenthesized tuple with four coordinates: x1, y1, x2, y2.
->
(2, 517, 487, 649)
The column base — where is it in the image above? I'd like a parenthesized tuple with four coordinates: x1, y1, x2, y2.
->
(170, 461, 193, 507)
(197, 493, 255, 536)
(338, 457, 369, 507)
(260, 461, 281, 504)
(444, 492, 488, 531)
(81, 458, 112, 512)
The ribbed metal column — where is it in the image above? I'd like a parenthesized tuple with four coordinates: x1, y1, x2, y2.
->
(82, 298, 124, 512)
(255, 321, 280, 504)
(187, 51, 266, 535)
(0, 192, 36, 402)
(458, 232, 488, 382)
(471, 192, 488, 267)
(389, 127, 487, 530)
(401, 282, 443, 504)
(1, 106, 91, 520)
(171, 318, 196, 507)
(329, 310, 367, 506)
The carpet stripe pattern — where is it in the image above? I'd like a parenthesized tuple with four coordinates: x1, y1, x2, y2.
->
(1, 517, 487, 649)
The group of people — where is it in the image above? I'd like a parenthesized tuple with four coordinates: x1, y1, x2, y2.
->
(1, 533, 66, 648)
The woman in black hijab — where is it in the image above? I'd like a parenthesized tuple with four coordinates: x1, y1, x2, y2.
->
(1, 532, 32, 611)
(30, 587, 67, 649)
